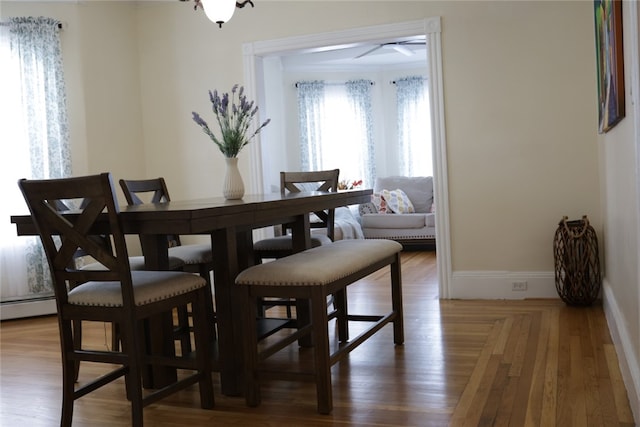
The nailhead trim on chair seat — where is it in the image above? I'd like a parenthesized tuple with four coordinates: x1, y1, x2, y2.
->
(236, 239, 402, 287)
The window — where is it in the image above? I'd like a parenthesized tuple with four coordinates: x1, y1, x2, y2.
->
(296, 80, 375, 186)
(0, 17, 71, 310)
(296, 76, 432, 186)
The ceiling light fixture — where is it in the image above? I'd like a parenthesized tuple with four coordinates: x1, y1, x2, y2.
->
(183, 0, 254, 28)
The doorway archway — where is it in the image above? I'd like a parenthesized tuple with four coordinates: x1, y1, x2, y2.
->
(242, 18, 452, 298)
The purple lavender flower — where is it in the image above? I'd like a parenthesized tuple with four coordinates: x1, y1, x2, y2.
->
(192, 84, 271, 158)
(192, 112, 207, 127)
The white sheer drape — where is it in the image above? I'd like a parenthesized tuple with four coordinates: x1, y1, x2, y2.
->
(396, 76, 432, 177)
(297, 81, 325, 173)
(296, 80, 375, 186)
(345, 80, 375, 186)
(0, 24, 32, 300)
(0, 17, 71, 303)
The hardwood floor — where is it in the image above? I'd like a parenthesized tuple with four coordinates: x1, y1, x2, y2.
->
(0, 250, 635, 426)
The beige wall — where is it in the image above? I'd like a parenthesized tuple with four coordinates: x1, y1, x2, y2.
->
(77, 2, 145, 181)
(2, 0, 638, 418)
(443, 2, 600, 272)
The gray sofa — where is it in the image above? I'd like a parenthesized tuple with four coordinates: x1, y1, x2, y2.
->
(358, 176, 436, 245)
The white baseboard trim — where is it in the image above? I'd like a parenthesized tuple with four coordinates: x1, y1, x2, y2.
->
(450, 270, 558, 299)
(0, 298, 56, 320)
(603, 281, 640, 424)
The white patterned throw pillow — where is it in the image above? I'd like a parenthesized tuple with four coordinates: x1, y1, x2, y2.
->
(381, 189, 415, 214)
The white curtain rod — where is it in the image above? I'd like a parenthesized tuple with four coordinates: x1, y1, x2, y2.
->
(391, 77, 428, 84)
(294, 81, 375, 88)
(0, 21, 63, 29)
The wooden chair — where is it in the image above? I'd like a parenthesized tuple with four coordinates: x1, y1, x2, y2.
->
(18, 173, 214, 427)
(119, 177, 217, 349)
(118, 177, 214, 284)
(253, 169, 340, 316)
(253, 169, 340, 260)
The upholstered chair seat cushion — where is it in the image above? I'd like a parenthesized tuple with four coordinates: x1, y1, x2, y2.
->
(253, 234, 332, 252)
(168, 243, 213, 265)
(68, 271, 206, 307)
(82, 255, 185, 271)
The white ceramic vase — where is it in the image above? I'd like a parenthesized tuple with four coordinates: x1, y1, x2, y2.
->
(222, 157, 245, 200)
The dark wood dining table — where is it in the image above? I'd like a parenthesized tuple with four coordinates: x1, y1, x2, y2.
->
(11, 188, 372, 396)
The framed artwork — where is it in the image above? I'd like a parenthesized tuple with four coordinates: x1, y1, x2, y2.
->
(593, 0, 625, 133)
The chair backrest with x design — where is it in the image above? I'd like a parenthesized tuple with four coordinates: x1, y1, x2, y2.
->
(119, 177, 170, 205)
(119, 177, 182, 247)
(279, 169, 340, 240)
(20, 173, 134, 307)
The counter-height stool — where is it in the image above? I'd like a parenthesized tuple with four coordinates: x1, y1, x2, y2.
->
(18, 173, 214, 427)
(253, 169, 339, 260)
(118, 177, 214, 284)
(119, 177, 216, 350)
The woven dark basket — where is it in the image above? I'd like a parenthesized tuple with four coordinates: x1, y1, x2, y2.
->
(553, 215, 601, 306)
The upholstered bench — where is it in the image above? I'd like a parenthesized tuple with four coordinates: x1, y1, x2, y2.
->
(235, 239, 404, 414)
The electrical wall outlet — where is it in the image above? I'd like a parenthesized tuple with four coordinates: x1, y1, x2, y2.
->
(512, 281, 528, 291)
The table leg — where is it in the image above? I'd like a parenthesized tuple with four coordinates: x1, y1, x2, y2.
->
(212, 218, 313, 395)
(289, 214, 311, 253)
(211, 227, 243, 396)
(138, 234, 177, 389)
(290, 215, 313, 347)
(139, 234, 170, 270)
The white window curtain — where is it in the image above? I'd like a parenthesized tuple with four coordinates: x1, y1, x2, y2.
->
(345, 80, 375, 186)
(0, 17, 71, 306)
(297, 81, 325, 173)
(396, 76, 432, 177)
(296, 80, 375, 187)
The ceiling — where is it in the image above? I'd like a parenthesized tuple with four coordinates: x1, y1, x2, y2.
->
(279, 35, 427, 71)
